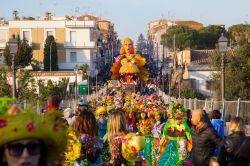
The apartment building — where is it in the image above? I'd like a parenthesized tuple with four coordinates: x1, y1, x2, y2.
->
(0, 16, 102, 76)
(0, 18, 8, 67)
(147, 19, 203, 63)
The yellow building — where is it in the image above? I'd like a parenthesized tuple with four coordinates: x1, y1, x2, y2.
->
(1, 16, 102, 75)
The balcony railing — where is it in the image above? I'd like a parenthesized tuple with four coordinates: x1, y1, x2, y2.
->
(65, 21, 95, 28)
(64, 41, 96, 49)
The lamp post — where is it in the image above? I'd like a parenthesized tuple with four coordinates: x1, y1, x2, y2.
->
(74, 65, 79, 99)
(8, 37, 18, 98)
(49, 41, 53, 72)
(86, 69, 90, 95)
(218, 33, 228, 119)
(95, 68, 98, 93)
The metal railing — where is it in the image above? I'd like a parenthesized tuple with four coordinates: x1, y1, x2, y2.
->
(158, 89, 250, 125)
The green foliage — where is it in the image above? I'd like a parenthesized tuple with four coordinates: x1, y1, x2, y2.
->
(16, 70, 38, 101)
(3, 38, 32, 71)
(228, 24, 250, 45)
(44, 35, 58, 71)
(31, 59, 42, 71)
(0, 97, 15, 116)
(161, 25, 198, 51)
(208, 41, 250, 100)
(0, 68, 11, 97)
(170, 87, 206, 99)
(3, 45, 12, 69)
(37, 78, 68, 101)
(79, 64, 89, 80)
(15, 39, 33, 70)
(197, 25, 226, 49)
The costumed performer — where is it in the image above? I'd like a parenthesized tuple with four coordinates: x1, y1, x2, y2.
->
(136, 109, 153, 166)
(0, 97, 67, 166)
(156, 102, 192, 166)
(111, 37, 148, 84)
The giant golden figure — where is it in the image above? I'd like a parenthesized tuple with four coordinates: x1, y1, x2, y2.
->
(111, 37, 148, 84)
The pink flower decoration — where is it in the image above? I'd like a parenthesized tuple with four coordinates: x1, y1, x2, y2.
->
(53, 123, 59, 131)
(26, 122, 35, 132)
(0, 119, 7, 128)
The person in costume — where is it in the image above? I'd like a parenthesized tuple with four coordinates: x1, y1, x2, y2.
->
(125, 110, 137, 133)
(111, 37, 148, 84)
(156, 102, 192, 166)
(96, 106, 108, 139)
(75, 110, 102, 165)
(151, 111, 165, 164)
(0, 97, 67, 166)
(136, 110, 153, 166)
(105, 111, 128, 165)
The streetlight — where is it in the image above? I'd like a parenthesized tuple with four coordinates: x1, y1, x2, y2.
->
(8, 37, 18, 98)
(218, 33, 228, 119)
(86, 69, 90, 95)
(49, 42, 53, 72)
(74, 65, 79, 99)
(95, 68, 99, 93)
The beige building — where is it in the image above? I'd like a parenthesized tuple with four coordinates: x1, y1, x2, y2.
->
(0, 18, 9, 68)
(0, 15, 107, 76)
(147, 19, 203, 63)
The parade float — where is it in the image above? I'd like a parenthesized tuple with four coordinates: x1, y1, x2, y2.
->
(110, 37, 149, 93)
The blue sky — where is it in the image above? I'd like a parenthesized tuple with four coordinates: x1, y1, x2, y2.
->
(1, 0, 250, 41)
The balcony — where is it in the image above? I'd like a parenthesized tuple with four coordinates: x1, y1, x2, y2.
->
(65, 21, 95, 28)
(64, 41, 96, 49)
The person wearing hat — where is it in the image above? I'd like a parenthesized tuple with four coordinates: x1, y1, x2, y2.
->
(95, 106, 108, 139)
(78, 101, 89, 114)
(151, 111, 165, 164)
(156, 102, 192, 166)
(0, 97, 67, 166)
(63, 107, 76, 128)
(136, 110, 153, 165)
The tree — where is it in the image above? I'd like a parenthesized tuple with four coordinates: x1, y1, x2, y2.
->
(0, 68, 11, 97)
(136, 33, 147, 54)
(228, 24, 250, 46)
(12, 10, 19, 20)
(16, 70, 38, 101)
(44, 35, 58, 71)
(208, 41, 250, 100)
(197, 25, 226, 49)
(3, 36, 32, 71)
(161, 25, 198, 90)
(37, 78, 68, 101)
(79, 64, 89, 80)
(161, 25, 198, 51)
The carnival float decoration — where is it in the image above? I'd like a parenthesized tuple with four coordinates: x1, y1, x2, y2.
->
(111, 37, 148, 85)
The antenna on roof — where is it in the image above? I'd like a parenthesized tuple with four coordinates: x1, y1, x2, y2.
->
(53, 3, 57, 16)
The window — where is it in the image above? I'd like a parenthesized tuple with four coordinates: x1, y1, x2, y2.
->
(70, 31, 76, 42)
(23, 31, 30, 41)
(70, 52, 77, 62)
(46, 31, 53, 37)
